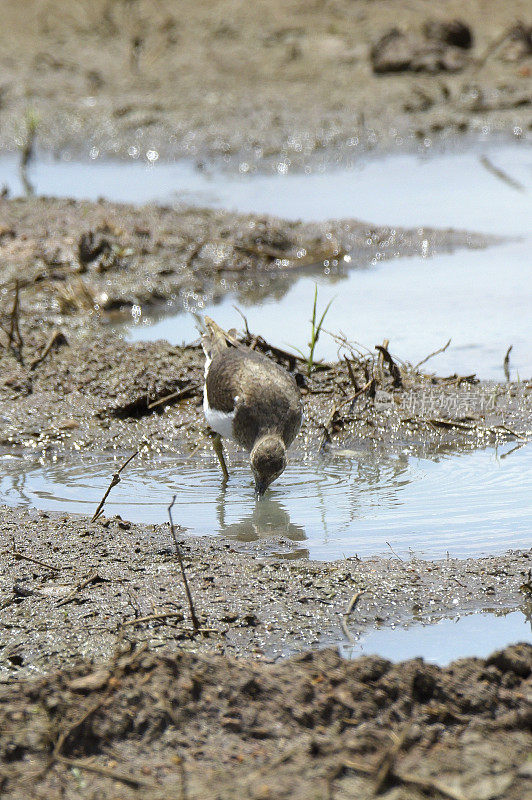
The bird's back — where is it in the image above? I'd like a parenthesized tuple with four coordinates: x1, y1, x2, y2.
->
(205, 347, 302, 452)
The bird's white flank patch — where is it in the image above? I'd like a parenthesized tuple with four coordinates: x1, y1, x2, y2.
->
(203, 390, 236, 440)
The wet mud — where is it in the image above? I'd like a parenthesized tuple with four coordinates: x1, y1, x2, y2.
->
(0, 642, 530, 799)
(0, 0, 531, 163)
(0, 197, 530, 798)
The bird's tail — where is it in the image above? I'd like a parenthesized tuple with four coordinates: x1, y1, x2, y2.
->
(199, 316, 231, 361)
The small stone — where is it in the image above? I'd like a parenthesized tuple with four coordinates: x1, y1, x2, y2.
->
(68, 670, 110, 692)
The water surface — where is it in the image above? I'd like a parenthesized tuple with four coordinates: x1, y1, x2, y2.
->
(340, 610, 532, 665)
(2, 143, 531, 379)
(124, 237, 532, 380)
(1, 143, 531, 235)
(2, 442, 530, 561)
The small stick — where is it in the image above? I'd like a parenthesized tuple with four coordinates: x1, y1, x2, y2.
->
(344, 356, 359, 393)
(56, 571, 101, 607)
(374, 725, 411, 794)
(414, 338, 452, 370)
(29, 329, 67, 370)
(386, 541, 403, 561)
(232, 304, 251, 336)
(121, 611, 184, 627)
(336, 378, 376, 412)
(340, 589, 365, 644)
(503, 345, 512, 382)
(318, 402, 338, 452)
(10, 548, 60, 572)
(343, 759, 374, 775)
(91, 451, 139, 523)
(147, 384, 193, 410)
(480, 156, 525, 193)
(57, 756, 152, 790)
(1, 280, 24, 361)
(393, 769, 468, 800)
(168, 496, 200, 632)
(375, 343, 402, 388)
(52, 698, 106, 760)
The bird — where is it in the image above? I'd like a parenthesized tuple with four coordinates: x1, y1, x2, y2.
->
(200, 317, 302, 497)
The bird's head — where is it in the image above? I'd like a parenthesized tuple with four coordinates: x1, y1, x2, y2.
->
(250, 434, 287, 498)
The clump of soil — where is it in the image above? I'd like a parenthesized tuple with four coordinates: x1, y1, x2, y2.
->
(0, 195, 490, 318)
(0, 643, 530, 799)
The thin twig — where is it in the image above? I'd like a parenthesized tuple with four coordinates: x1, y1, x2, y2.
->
(57, 756, 152, 789)
(386, 541, 403, 561)
(336, 378, 376, 412)
(168, 496, 200, 632)
(375, 343, 402, 388)
(29, 329, 67, 370)
(147, 384, 193, 410)
(340, 589, 365, 644)
(503, 345, 512, 382)
(56, 571, 103, 608)
(428, 418, 526, 440)
(480, 155, 525, 193)
(121, 611, 184, 627)
(374, 726, 411, 794)
(0, 280, 24, 362)
(52, 698, 106, 760)
(344, 356, 359, 393)
(393, 769, 468, 800)
(414, 338, 452, 370)
(318, 402, 338, 452)
(91, 451, 139, 523)
(10, 548, 60, 572)
(232, 305, 251, 336)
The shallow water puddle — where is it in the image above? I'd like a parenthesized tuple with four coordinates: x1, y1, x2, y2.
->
(2, 143, 531, 379)
(1, 143, 531, 234)
(124, 236, 532, 380)
(339, 610, 532, 666)
(1, 442, 530, 561)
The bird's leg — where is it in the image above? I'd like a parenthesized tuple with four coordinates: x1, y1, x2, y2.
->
(211, 432, 229, 482)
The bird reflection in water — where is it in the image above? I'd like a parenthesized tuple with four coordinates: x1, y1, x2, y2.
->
(216, 490, 306, 546)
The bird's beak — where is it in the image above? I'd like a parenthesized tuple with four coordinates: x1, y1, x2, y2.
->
(254, 480, 267, 500)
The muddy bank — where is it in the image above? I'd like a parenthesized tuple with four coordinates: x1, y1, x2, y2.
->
(0, 501, 530, 676)
(1, 639, 531, 799)
(1, 323, 531, 458)
(1, 196, 528, 456)
(0, 195, 492, 318)
(1, 1, 531, 164)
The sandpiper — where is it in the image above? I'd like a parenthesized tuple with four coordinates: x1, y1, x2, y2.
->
(201, 317, 302, 497)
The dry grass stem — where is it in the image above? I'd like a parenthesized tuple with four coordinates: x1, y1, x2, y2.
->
(415, 338, 452, 370)
(29, 329, 67, 370)
(503, 345, 513, 381)
(91, 451, 139, 523)
(168, 496, 200, 632)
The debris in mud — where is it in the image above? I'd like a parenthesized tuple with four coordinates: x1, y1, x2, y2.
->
(1, 197, 492, 320)
(371, 28, 469, 75)
(78, 230, 111, 266)
(423, 19, 474, 50)
(0, 643, 530, 799)
(1, 1, 530, 160)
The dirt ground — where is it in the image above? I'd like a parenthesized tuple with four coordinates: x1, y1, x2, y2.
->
(1, 3, 532, 797)
(0, 0, 531, 162)
(1, 195, 531, 797)
(1, 643, 531, 799)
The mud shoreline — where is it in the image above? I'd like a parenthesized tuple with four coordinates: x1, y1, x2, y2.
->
(1, 1, 531, 165)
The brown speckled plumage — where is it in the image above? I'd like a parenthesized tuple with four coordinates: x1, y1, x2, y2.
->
(202, 317, 302, 494)
(206, 346, 302, 450)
